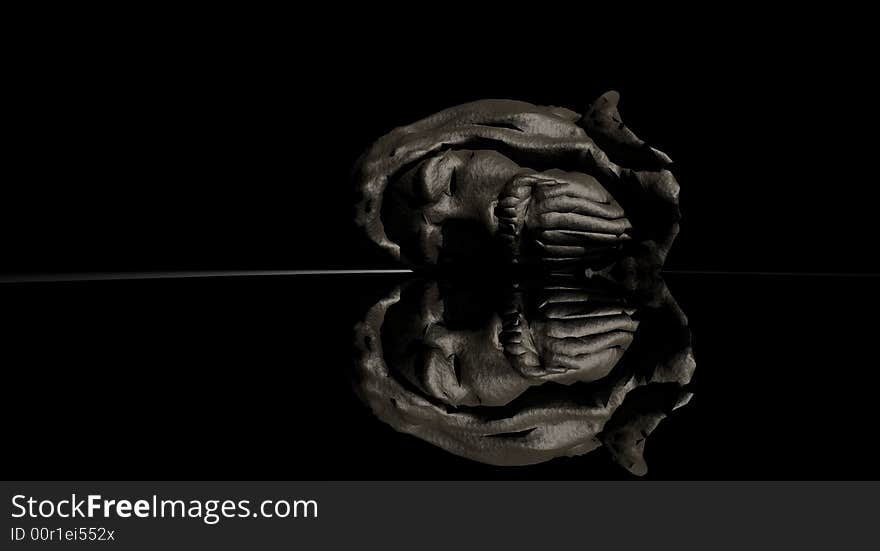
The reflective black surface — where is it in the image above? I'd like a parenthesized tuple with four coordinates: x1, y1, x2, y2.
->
(353, 274, 693, 475)
(4, 27, 878, 480)
(3, 272, 877, 479)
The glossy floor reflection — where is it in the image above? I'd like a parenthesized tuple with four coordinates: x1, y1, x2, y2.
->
(2, 272, 878, 479)
(353, 274, 694, 474)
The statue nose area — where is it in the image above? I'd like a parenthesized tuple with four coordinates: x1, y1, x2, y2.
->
(383, 158, 636, 264)
(381, 149, 531, 264)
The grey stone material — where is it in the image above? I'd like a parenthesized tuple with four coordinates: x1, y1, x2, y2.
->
(354, 92, 680, 268)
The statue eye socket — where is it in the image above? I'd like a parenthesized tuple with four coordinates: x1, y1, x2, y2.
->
(445, 169, 458, 197)
(448, 354, 462, 384)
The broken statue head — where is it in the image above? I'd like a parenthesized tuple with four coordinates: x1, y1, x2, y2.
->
(354, 92, 680, 270)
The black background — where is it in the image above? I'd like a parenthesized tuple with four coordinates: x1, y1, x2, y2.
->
(5, 15, 878, 275)
(4, 273, 879, 479)
(3, 14, 878, 479)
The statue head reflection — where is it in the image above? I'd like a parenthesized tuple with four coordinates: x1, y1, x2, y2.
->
(353, 272, 694, 475)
